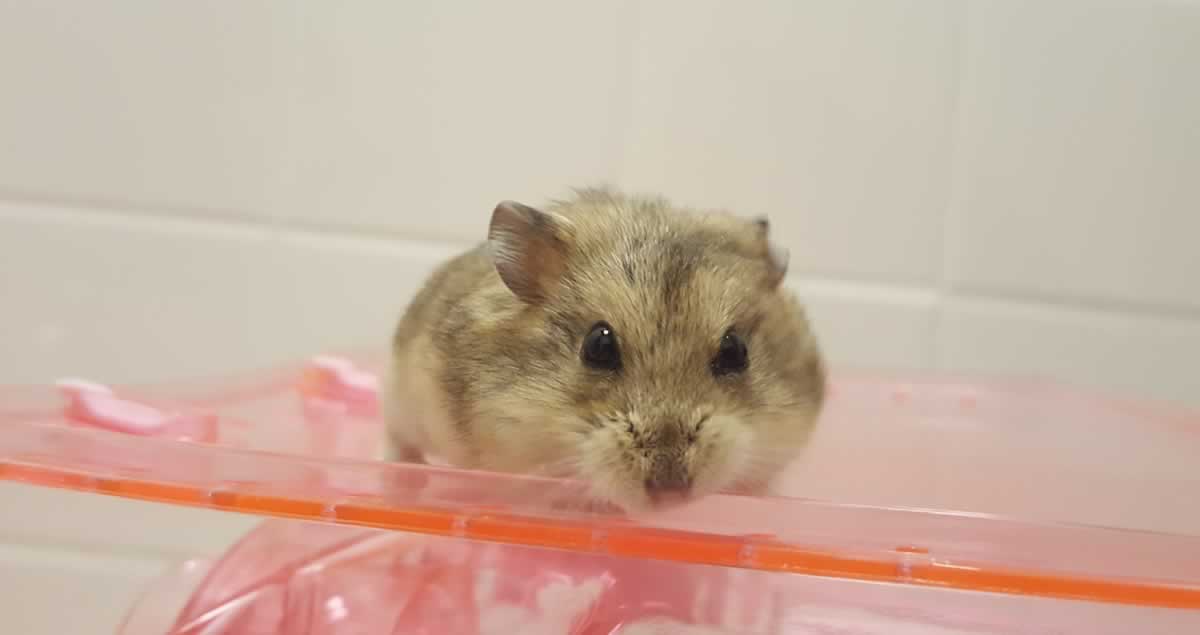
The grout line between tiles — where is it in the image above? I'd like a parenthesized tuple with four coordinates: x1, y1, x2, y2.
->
(932, 0, 972, 371)
(2, 191, 1199, 325)
(947, 286, 1200, 325)
(0, 190, 477, 251)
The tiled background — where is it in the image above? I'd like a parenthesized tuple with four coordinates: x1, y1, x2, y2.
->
(1, 1, 1197, 632)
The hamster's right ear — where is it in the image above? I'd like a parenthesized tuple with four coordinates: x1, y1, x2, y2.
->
(488, 200, 573, 303)
(752, 216, 789, 288)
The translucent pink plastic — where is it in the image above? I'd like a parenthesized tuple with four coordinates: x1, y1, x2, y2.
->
(1, 353, 1198, 634)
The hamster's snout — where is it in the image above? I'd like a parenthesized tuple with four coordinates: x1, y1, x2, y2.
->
(644, 472, 693, 506)
(611, 411, 716, 509)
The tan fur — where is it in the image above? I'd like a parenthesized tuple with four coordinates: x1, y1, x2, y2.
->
(383, 186, 826, 511)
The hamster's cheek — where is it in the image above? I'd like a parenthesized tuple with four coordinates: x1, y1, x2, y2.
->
(571, 428, 651, 511)
(733, 412, 815, 489)
(692, 415, 752, 492)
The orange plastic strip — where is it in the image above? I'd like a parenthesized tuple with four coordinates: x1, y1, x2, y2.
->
(605, 526, 745, 568)
(95, 478, 207, 504)
(334, 502, 458, 534)
(3, 462, 1198, 610)
(466, 514, 596, 552)
(753, 541, 897, 581)
(210, 491, 329, 518)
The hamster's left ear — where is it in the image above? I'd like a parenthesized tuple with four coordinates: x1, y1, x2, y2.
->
(752, 217, 788, 288)
(488, 200, 574, 303)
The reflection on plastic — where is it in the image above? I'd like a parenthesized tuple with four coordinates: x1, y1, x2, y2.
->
(1, 353, 1198, 634)
(118, 519, 1200, 635)
(121, 521, 777, 634)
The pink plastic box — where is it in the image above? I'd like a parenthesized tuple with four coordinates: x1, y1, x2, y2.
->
(1, 353, 1197, 633)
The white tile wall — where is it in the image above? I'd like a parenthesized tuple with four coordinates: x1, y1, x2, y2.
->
(622, 0, 962, 283)
(0, 3, 294, 220)
(1, 1, 1197, 632)
(947, 0, 1200, 312)
(0, 540, 170, 634)
(940, 295, 1200, 405)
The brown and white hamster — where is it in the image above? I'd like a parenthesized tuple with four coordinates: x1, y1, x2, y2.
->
(382, 187, 825, 512)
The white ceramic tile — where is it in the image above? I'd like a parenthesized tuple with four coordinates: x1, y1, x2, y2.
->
(0, 545, 165, 634)
(411, 0, 637, 241)
(948, 0, 1200, 310)
(246, 228, 459, 362)
(0, 203, 279, 384)
(0, 3, 294, 219)
(1148, 0, 1200, 300)
(0, 202, 459, 385)
(0, 484, 255, 558)
(267, 3, 441, 231)
(938, 296, 1200, 407)
(792, 279, 939, 370)
(621, 0, 960, 283)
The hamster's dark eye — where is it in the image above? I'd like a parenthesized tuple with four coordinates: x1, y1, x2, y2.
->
(582, 321, 621, 371)
(711, 330, 748, 377)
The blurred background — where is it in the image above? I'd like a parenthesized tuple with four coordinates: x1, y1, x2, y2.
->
(0, 1, 1197, 632)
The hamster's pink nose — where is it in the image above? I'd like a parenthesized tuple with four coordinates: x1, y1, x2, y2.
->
(644, 475, 692, 505)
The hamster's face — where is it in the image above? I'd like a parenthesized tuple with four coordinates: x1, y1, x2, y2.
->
(476, 196, 826, 512)
(553, 245, 823, 511)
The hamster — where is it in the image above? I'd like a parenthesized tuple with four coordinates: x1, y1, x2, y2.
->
(382, 186, 825, 512)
